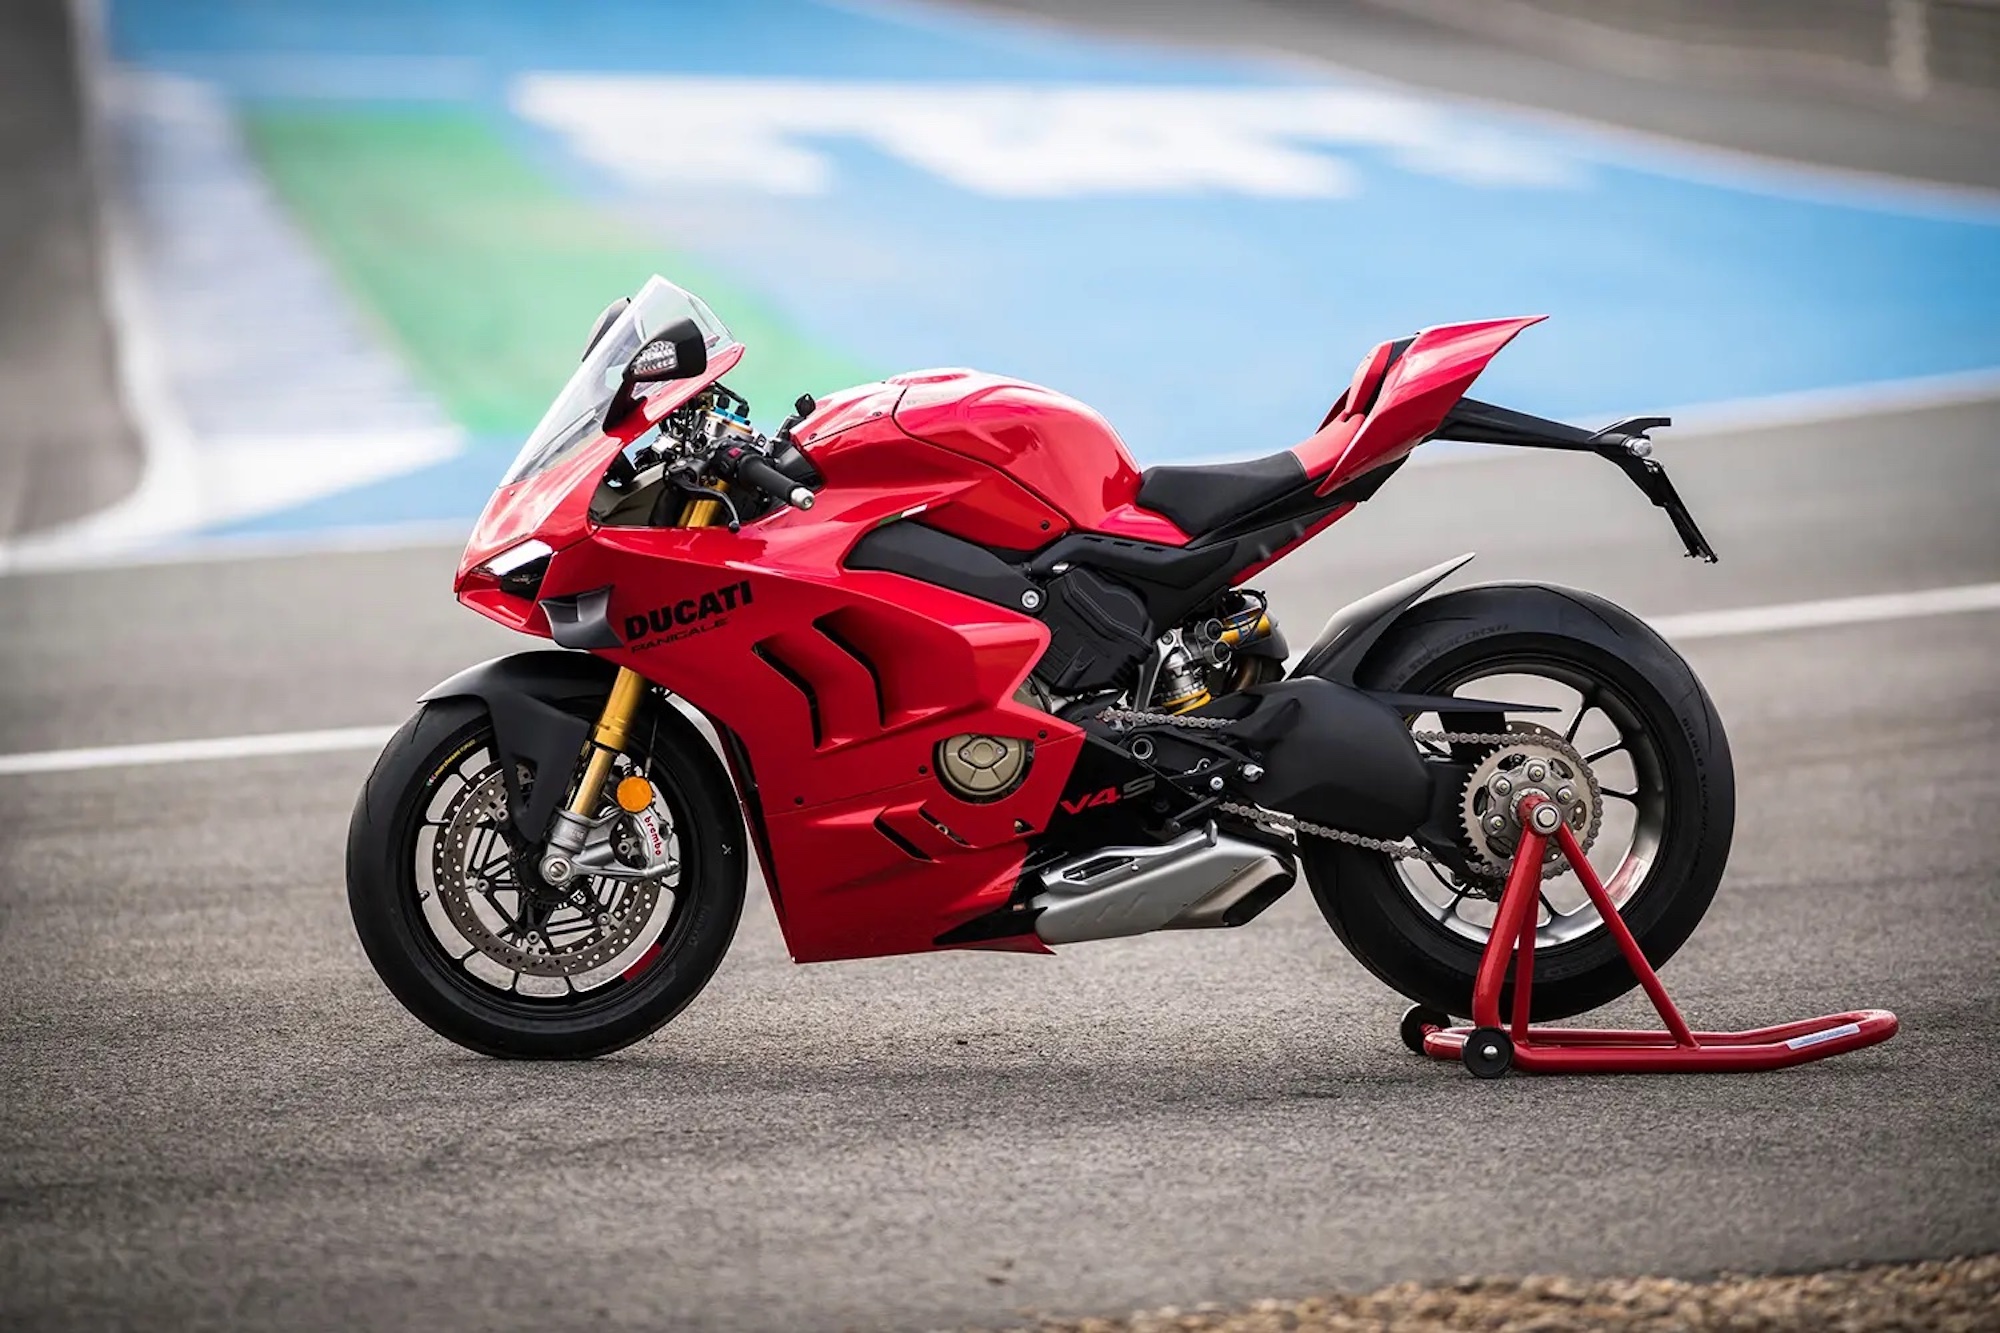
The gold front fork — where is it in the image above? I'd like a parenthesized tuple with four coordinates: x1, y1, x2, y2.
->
(566, 665, 648, 818)
(564, 486, 728, 818)
(675, 479, 729, 531)
(540, 485, 729, 883)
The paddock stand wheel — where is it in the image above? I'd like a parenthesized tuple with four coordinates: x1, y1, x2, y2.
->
(1399, 1005, 1451, 1055)
(1414, 792, 1900, 1077)
(1460, 1027, 1513, 1078)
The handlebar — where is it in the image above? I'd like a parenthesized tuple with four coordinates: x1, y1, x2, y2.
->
(713, 445, 815, 511)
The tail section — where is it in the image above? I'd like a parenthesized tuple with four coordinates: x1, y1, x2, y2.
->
(1291, 315, 1545, 492)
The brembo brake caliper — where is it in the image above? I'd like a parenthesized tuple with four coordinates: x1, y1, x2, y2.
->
(539, 670, 677, 888)
(542, 803, 676, 892)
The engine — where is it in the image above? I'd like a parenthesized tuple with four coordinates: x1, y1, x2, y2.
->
(934, 578, 1285, 809)
(1029, 577, 1284, 716)
(1031, 566, 1155, 695)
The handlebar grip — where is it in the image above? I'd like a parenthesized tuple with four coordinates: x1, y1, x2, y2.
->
(726, 450, 816, 510)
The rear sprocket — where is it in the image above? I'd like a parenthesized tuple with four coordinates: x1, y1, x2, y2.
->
(1458, 722, 1601, 886)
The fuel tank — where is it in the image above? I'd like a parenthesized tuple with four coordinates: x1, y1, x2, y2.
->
(892, 370, 1144, 532)
(793, 370, 1184, 551)
(792, 377, 1072, 549)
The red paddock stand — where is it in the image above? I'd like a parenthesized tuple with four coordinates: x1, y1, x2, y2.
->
(1406, 792, 1898, 1077)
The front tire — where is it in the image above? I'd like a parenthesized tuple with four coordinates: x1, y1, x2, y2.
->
(347, 696, 747, 1058)
(1304, 583, 1734, 1021)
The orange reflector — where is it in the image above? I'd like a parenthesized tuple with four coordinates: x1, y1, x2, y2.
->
(614, 775, 654, 813)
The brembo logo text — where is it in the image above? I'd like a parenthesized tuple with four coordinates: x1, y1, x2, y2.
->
(624, 579, 752, 648)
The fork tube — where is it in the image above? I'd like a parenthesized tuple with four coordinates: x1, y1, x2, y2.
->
(564, 479, 724, 818)
(677, 480, 729, 529)
(567, 666, 648, 817)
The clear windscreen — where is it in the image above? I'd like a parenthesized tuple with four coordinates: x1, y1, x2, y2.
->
(501, 276, 735, 485)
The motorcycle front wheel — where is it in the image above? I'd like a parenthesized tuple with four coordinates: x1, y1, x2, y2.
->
(347, 695, 746, 1058)
(1303, 582, 1735, 1022)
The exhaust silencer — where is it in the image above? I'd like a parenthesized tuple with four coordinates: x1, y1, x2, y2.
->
(1031, 825, 1292, 945)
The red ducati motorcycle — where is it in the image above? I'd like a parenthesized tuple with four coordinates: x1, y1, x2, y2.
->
(348, 276, 1733, 1059)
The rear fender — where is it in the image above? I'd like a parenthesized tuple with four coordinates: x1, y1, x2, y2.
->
(419, 651, 619, 842)
(1289, 554, 1475, 685)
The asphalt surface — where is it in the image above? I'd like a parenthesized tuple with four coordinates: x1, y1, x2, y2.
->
(5, 2, 1999, 1330)
(4, 404, 1999, 1331)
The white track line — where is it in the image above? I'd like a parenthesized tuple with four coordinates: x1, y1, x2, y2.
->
(0, 726, 393, 776)
(2, 581, 1996, 777)
(1647, 581, 2000, 641)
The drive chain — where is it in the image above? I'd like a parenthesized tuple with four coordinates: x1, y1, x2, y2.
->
(1094, 707, 1599, 879)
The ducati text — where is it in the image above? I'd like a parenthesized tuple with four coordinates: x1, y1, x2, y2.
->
(624, 579, 753, 648)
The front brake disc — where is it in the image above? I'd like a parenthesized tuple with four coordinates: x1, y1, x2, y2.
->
(433, 768, 661, 977)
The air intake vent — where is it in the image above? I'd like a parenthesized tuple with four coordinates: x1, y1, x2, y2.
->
(873, 814, 933, 862)
(918, 807, 971, 846)
(812, 615, 885, 729)
(752, 644, 821, 747)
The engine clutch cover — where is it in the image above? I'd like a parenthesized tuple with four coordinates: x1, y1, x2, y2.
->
(937, 733, 1031, 802)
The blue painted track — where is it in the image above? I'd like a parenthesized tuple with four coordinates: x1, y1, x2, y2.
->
(110, 0, 2000, 537)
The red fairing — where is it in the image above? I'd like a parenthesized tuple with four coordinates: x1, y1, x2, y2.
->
(460, 363, 1191, 965)
(890, 370, 1187, 544)
(524, 443, 1074, 964)
(1293, 316, 1545, 491)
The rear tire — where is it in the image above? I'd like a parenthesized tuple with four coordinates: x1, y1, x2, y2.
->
(347, 696, 747, 1058)
(1304, 583, 1734, 1022)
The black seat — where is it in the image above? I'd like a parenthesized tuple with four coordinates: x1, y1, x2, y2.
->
(1135, 451, 1307, 536)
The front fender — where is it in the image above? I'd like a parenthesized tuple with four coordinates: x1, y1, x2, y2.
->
(419, 650, 620, 841)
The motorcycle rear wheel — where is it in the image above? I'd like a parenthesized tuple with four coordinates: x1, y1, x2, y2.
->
(347, 696, 746, 1058)
(1303, 582, 1735, 1022)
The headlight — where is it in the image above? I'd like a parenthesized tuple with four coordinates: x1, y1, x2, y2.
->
(478, 539, 553, 599)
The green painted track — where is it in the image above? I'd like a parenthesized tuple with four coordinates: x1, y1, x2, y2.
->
(244, 109, 876, 437)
